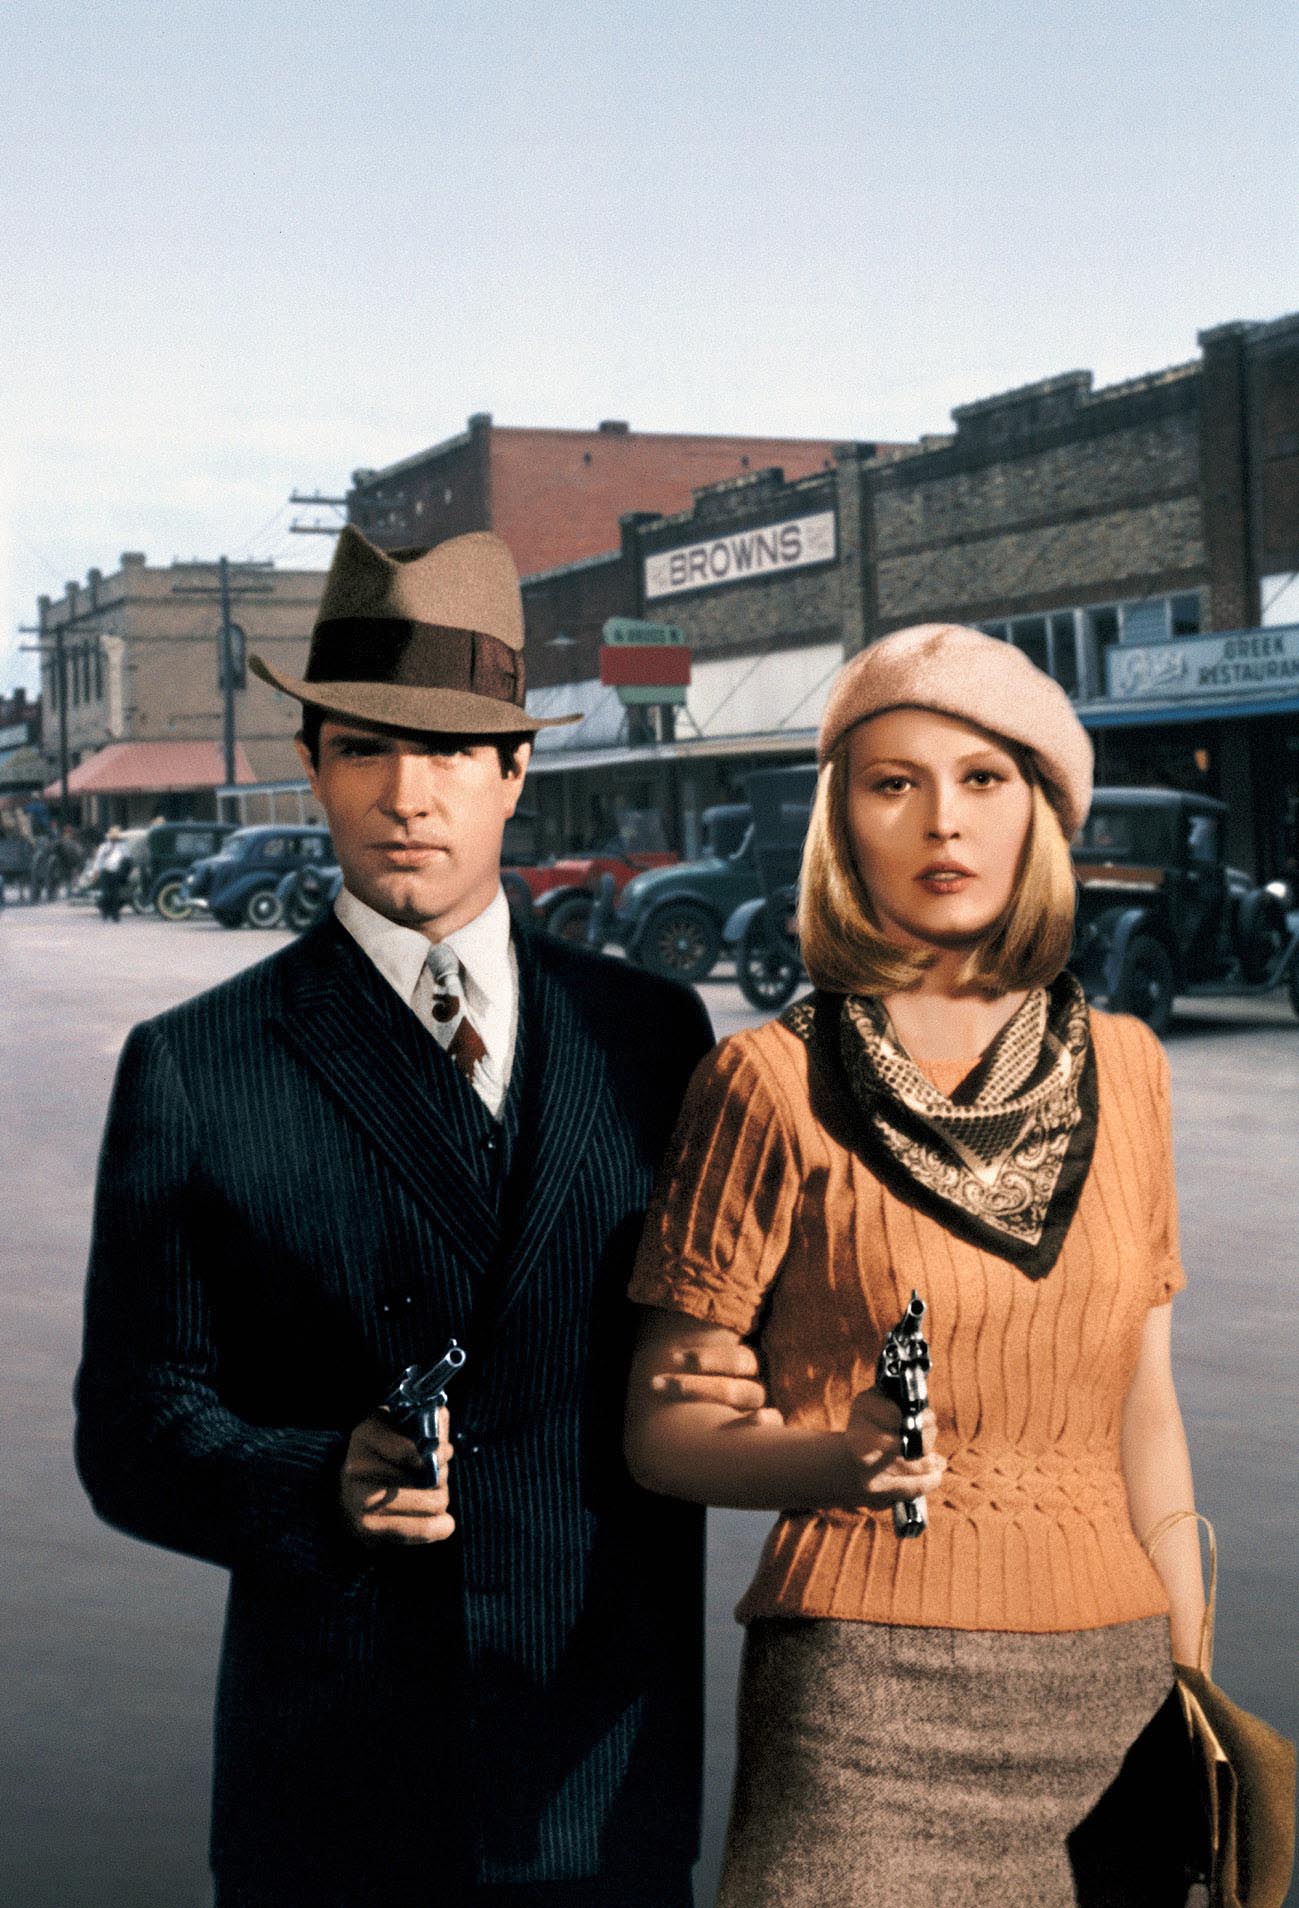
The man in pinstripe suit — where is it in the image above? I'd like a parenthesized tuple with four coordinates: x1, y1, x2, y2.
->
(75, 529, 763, 1908)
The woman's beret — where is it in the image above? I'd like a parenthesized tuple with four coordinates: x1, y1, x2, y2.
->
(818, 623, 1094, 838)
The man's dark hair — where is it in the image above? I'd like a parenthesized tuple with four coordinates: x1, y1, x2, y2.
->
(299, 705, 529, 776)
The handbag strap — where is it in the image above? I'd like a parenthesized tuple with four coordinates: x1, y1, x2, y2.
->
(1142, 1508, 1217, 1676)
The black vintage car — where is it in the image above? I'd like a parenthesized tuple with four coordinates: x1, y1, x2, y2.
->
(1069, 789, 1298, 1034)
(141, 820, 241, 919)
(725, 777, 1299, 1031)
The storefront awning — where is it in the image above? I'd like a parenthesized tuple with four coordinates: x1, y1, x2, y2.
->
(44, 740, 257, 798)
(528, 641, 841, 773)
(1078, 691, 1299, 729)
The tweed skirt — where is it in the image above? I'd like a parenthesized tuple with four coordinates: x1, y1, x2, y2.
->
(717, 1615, 1201, 1908)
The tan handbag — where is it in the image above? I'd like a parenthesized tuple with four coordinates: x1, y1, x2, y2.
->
(1144, 1511, 1296, 1908)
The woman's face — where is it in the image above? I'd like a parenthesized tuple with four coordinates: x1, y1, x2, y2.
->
(844, 707, 1034, 951)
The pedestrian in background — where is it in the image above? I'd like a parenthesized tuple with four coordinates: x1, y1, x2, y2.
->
(626, 624, 1207, 1905)
(90, 825, 131, 921)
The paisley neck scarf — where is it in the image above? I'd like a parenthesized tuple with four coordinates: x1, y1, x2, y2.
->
(782, 970, 1097, 1280)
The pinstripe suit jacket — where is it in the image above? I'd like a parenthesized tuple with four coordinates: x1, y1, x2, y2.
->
(75, 915, 712, 1902)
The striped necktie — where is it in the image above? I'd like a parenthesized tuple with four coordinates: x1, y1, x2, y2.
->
(423, 943, 488, 1084)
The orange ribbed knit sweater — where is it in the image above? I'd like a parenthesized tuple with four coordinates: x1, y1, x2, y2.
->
(628, 1005, 1186, 1634)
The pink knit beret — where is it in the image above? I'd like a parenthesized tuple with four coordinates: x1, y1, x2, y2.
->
(817, 623, 1094, 838)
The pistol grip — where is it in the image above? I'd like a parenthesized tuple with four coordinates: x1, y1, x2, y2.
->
(893, 1496, 928, 1539)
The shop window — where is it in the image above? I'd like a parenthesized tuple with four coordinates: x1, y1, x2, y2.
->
(1010, 617, 1049, 674)
(1049, 612, 1079, 696)
(1170, 592, 1201, 637)
(1086, 607, 1121, 696)
(1120, 599, 1169, 646)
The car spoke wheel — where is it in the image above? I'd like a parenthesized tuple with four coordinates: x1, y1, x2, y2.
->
(245, 887, 285, 929)
(1112, 934, 1175, 1036)
(154, 878, 194, 921)
(640, 903, 720, 983)
(736, 916, 801, 1010)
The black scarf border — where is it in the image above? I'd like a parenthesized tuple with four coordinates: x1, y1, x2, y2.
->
(787, 976, 1099, 1281)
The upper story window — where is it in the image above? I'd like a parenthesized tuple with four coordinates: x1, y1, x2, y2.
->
(980, 592, 1202, 699)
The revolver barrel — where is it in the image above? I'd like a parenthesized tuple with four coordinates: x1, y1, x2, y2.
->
(383, 1339, 467, 1486)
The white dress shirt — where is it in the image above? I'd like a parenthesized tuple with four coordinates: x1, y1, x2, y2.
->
(333, 884, 519, 1118)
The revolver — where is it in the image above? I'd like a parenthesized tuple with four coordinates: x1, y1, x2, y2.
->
(875, 1291, 932, 1540)
(382, 1339, 467, 1486)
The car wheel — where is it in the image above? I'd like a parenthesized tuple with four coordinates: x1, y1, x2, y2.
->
(1235, 888, 1288, 985)
(1111, 934, 1175, 1036)
(154, 877, 194, 922)
(1287, 955, 1299, 1020)
(736, 913, 801, 1010)
(546, 894, 596, 945)
(638, 902, 721, 983)
(245, 887, 285, 929)
(285, 893, 322, 933)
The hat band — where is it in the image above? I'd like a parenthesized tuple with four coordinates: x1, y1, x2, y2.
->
(307, 618, 525, 706)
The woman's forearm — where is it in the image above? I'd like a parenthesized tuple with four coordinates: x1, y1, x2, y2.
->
(625, 1402, 858, 1510)
(1121, 1381, 1206, 1665)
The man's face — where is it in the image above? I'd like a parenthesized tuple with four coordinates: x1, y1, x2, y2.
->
(297, 720, 531, 940)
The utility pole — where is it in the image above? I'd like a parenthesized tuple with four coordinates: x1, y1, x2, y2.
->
(19, 610, 73, 823)
(172, 559, 274, 790)
(288, 491, 349, 538)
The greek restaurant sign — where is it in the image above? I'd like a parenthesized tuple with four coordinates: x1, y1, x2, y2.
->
(1106, 625, 1299, 700)
(644, 510, 837, 601)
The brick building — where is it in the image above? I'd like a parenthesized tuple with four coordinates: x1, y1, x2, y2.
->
(523, 314, 1299, 879)
(35, 554, 326, 825)
(345, 414, 847, 574)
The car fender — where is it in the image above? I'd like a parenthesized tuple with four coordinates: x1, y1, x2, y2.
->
(1101, 906, 1180, 998)
(723, 896, 766, 947)
(534, 883, 585, 921)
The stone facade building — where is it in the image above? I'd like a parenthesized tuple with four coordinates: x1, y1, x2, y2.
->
(36, 554, 325, 825)
(524, 314, 1299, 879)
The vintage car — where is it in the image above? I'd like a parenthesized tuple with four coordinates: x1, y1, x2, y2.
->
(725, 779, 1299, 1030)
(723, 766, 817, 1009)
(140, 820, 241, 919)
(600, 804, 760, 983)
(502, 807, 678, 941)
(1069, 788, 1298, 1034)
(181, 824, 334, 928)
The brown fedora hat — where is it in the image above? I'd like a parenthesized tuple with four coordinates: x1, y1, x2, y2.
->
(248, 525, 581, 735)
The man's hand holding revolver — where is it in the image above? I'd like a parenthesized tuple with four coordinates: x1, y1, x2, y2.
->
(340, 1403, 455, 1547)
(339, 1335, 773, 1546)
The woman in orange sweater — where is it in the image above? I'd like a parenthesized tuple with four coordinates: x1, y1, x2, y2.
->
(624, 624, 1206, 1905)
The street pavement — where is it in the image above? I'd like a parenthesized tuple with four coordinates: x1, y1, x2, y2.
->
(3, 901, 1296, 1907)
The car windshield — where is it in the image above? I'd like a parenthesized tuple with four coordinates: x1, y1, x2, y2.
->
(1073, 806, 1177, 865)
(222, 831, 259, 859)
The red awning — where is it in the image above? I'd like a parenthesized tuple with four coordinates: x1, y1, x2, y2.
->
(44, 741, 257, 798)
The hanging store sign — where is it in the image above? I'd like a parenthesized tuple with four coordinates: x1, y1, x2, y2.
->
(600, 618, 691, 707)
(1106, 625, 1299, 701)
(644, 510, 837, 601)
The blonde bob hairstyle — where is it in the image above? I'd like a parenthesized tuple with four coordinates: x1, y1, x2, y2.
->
(798, 729, 1077, 998)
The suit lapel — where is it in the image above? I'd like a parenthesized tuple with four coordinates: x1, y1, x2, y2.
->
(492, 934, 610, 1323)
(269, 917, 499, 1279)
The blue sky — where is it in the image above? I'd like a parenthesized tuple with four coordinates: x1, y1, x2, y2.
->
(4, 0, 1296, 690)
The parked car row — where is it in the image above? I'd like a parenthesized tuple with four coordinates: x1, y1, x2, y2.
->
(706, 772, 1299, 1027)
(69, 793, 1299, 1034)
